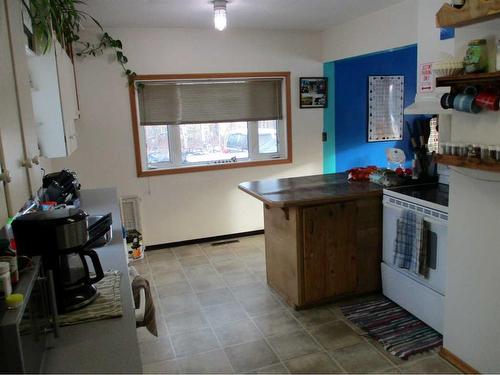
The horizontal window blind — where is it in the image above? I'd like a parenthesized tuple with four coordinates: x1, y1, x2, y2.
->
(137, 79, 283, 126)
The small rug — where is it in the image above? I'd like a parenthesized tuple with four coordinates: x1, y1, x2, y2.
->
(59, 271, 123, 326)
(341, 297, 442, 360)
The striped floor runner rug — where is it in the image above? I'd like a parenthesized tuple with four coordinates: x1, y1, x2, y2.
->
(341, 297, 442, 360)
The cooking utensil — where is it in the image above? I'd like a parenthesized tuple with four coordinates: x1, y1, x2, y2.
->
(422, 119, 431, 146)
(406, 121, 418, 150)
(415, 119, 425, 148)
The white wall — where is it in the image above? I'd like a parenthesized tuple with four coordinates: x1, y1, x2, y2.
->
(415, 0, 455, 92)
(51, 28, 323, 245)
(444, 19, 500, 374)
(321, 0, 417, 62)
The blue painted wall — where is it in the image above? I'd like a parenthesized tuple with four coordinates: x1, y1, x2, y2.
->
(323, 44, 428, 173)
(323, 61, 336, 173)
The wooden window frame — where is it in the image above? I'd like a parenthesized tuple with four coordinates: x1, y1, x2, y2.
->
(129, 72, 293, 177)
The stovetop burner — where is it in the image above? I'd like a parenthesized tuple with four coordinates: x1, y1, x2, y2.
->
(389, 183, 449, 207)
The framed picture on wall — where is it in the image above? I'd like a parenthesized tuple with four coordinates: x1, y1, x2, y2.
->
(300, 77, 328, 108)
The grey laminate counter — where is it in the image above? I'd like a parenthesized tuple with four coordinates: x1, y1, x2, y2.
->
(42, 188, 142, 373)
(239, 172, 383, 208)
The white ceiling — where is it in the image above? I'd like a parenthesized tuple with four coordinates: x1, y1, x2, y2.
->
(82, 0, 406, 31)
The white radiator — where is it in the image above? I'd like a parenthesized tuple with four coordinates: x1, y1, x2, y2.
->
(120, 196, 142, 233)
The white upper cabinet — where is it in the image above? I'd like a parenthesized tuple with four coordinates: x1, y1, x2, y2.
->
(28, 37, 79, 158)
(55, 41, 79, 154)
(0, 0, 33, 216)
(5, 0, 44, 196)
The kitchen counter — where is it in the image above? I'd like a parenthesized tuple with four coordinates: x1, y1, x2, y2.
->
(239, 173, 383, 308)
(42, 188, 142, 374)
(238, 172, 384, 208)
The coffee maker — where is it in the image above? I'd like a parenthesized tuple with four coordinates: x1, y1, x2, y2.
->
(12, 208, 105, 313)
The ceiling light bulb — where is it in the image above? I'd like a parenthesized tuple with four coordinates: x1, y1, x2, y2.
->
(213, 0, 227, 31)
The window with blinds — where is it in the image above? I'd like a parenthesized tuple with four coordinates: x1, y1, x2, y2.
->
(130, 72, 292, 176)
(138, 79, 283, 125)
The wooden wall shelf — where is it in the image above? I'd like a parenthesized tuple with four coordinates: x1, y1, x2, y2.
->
(436, 71, 500, 88)
(435, 154, 500, 173)
(436, 0, 500, 28)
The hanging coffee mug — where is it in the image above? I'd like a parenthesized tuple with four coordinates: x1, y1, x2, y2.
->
(464, 86, 478, 96)
(453, 86, 481, 113)
(453, 94, 482, 113)
(475, 92, 500, 111)
(440, 93, 456, 109)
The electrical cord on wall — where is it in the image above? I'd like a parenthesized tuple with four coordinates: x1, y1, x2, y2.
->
(146, 177, 152, 195)
(449, 166, 500, 183)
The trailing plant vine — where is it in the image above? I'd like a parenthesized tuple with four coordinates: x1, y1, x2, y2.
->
(25, 0, 135, 80)
(76, 33, 136, 79)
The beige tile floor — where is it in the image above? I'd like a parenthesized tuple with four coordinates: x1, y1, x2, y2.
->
(136, 235, 460, 374)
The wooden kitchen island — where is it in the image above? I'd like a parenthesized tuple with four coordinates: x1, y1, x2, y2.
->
(239, 173, 384, 309)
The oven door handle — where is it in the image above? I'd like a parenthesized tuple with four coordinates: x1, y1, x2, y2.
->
(383, 202, 447, 226)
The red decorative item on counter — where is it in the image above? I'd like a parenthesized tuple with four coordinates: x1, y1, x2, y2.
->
(347, 166, 378, 181)
(395, 167, 413, 177)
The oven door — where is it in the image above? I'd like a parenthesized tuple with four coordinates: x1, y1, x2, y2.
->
(382, 197, 448, 295)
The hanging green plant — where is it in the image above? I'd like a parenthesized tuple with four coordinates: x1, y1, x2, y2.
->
(76, 32, 136, 79)
(25, 0, 136, 80)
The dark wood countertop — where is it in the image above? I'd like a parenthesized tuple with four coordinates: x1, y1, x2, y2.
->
(238, 173, 384, 208)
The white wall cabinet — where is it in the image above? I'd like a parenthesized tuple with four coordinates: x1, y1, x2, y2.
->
(5, 0, 44, 195)
(28, 37, 79, 158)
(0, 0, 33, 217)
(0, 0, 79, 220)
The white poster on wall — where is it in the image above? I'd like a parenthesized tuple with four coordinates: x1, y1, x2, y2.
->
(368, 76, 404, 142)
(419, 62, 434, 93)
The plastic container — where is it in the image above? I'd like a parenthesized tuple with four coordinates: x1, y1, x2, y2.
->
(488, 145, 497, 160)
(438, 143, 446, 155)
(0, 262, 12, 298)
(480, 144, 490, 160)
(458, 143, 469, 157)
(442, 142, 452, 155)
(472, 144, 481, 158)
(0, 256, 18, 285)
(464, 39, 488, 73)
(0, 239, 18, 285)
(5, 293, 23, 309)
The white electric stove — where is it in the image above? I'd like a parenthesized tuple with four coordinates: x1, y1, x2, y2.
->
(381, 183, 449, 334)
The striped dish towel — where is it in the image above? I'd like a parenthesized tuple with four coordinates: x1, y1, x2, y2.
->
(393, 210, 429, 277)
(58, 271, 123, 326)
